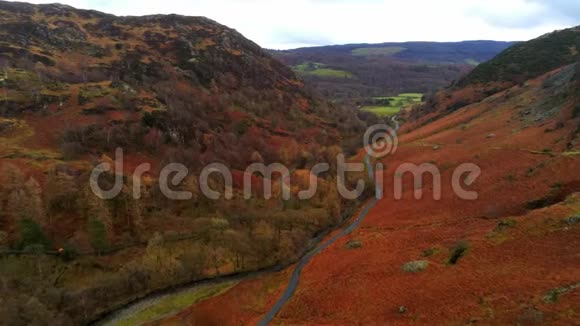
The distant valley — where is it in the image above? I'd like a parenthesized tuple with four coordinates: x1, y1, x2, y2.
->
(271, 41, 515, 102)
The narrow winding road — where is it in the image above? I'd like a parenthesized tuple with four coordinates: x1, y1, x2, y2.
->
(97, 118, 397, 326)
(258, 115, 398, 325)
(257, 155, 378, 325)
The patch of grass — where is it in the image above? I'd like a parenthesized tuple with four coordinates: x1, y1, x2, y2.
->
(307, 68, 355, 78)
(293, 62, 355, 79)
(345, 239, 362, 249)
(351, 46, 406, 56)
(1, 150, 61, 161)
(543, 283, 579, 303)
(115, 281, 238, 326)
(526, 161, 546, 177)
(398, 93, 423, 101)
(362, 93, 423, 117)
(361, 106, 401, 117)
(447, 240, 469, 265)
(563, 214, 580, 226)
(402, 260, 429, 273)
(494, 219, 517, 232)
(79, 84, 111, 105)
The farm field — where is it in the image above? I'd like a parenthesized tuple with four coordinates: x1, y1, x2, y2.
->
(292, 62, 355, 79)
(351, 46, 406, 56)
(272, 41, 513, 100)
(361, 93, 423, 117)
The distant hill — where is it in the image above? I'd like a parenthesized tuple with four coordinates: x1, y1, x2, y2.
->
(460, 27, 580, 86)
(407, 25, 580, 129)
(271, 41, 515, 101)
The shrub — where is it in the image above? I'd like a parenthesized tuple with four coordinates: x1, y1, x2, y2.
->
(526, 183, 564, 210)
(60, 243, 79, 262)
(0, 231, 8, 248)
(543, 283, 579, 303)
(19, 219, 50, 250)
(345, 240, 362, 249)
(447, 100, 469, 112)
(447, 241, 469, 265)
(233, 120, 250, 136)
(60, 141, 86, 160)
(88, 218, 108, 255)
(564, 214, 580, 226)
(573, 105, 580, 119)
(506, 174, 516, 183)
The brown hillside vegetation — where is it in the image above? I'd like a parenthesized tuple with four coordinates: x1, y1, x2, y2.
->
(160, 55, 579, 325)
(0, 2, 378, 324)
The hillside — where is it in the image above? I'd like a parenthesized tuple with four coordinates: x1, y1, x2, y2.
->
(271, 41, 514, 101)
(0, 2, 376, 324)
(408, 26, 580, 124)
(410, 27, 580, 123)
(460, 27, 580, 86)
(155, 28, 580, 325)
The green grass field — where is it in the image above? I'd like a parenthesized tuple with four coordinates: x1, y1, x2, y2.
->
(351, 46, 406, 56)
(361, 106, 401, 117)
(293, 62, 355, 79)
(361, 93, 423, 117)
(113, 281, 238, 326)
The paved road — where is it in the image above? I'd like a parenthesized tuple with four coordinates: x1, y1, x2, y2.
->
(258, 117, 399, 325)
(257, 154, 378, 326)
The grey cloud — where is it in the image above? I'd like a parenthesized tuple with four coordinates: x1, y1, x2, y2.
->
(527, 0, 580, 21)
(270, 29, 335, 47)
(478, 0, 580, 28)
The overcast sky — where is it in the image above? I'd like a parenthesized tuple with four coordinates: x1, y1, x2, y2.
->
(14, 0, 580, 49)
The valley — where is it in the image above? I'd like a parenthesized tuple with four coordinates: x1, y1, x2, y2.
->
(0, 1, 578, 325)
(272, 41, 514, 102)
(150, 27, 579, 325)
(154, 58, 580, 325)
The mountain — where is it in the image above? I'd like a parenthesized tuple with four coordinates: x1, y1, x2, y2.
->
(407, 26, 580, 125)
(157, 28, 580, 325)
(271, 41, 515, 100)
(460, 27, 580, 86)
(0, 2, 376, 324)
